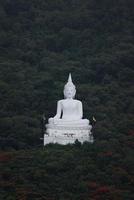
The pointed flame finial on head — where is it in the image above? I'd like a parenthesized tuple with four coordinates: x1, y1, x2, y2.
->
(64, 73, 76, 98)
(64, 73, 76, 90)
(68, 73, 72, 83)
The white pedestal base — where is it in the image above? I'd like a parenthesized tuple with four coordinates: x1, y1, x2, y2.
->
(44, 124, 93, 145)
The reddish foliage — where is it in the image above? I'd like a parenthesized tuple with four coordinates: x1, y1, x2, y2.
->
(103, 151, 113, 156)
(0, 152, 13, 162)
(96, 186, 110, 193)
(16, 188, 32, 200)
(0, 181, 15, 187)
(99, 151, 113, 157)
(89, 184, 112, 199)
(125, 141, 134, 148)
(128, 130, 134, 136)
(94, 186, 110, 195)
(91, 195, 101, 200)
(87, 181, 98, 189)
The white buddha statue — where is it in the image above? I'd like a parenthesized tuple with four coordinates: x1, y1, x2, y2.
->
(48, 73, 89, 126)
(44, 74, 93, 145)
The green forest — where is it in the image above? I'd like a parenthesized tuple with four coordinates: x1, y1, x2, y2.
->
(0, 0, 134, 199)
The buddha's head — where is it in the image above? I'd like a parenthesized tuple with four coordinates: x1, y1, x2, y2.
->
(64, 74, 76, 99)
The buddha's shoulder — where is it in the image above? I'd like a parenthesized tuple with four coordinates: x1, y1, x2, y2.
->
(57, 99, 64, 103)
(75, 99, 82, 104)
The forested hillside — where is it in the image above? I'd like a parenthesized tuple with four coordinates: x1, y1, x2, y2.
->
(0, 0, 134, 199)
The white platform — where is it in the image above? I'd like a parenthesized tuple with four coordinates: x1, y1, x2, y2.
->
(44, 124, 93, 145)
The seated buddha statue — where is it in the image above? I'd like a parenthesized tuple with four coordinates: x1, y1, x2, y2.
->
(48, 74, 90, 126)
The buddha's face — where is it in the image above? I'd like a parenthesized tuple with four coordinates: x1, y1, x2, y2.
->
(64, 87, 76, 99)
